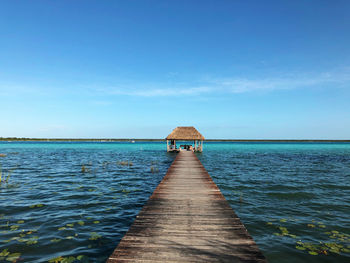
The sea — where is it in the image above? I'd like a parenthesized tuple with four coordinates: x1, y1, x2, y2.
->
(0, 142, 349, 263)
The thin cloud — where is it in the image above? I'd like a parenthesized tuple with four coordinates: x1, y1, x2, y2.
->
(100, 70, 350, 97)
(2, 69, 349, 98)
(107, 86, 212, 97)
(211, 71, 350, 94)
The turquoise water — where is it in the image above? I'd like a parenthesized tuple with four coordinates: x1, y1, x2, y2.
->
(0, 142, 349, 262)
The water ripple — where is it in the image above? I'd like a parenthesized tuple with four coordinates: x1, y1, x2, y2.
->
(1, 142, 349, 262)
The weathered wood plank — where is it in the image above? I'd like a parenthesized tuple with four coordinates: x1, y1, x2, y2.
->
(107, 151, 267, 263)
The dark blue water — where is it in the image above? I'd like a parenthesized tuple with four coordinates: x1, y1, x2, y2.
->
(0, 142, 349, 262)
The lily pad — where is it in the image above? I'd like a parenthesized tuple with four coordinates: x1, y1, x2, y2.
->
(48, 256, 64, 263)
(0, 249, 10, 257)
(329, 248, 340, 254)
(89, 232, 101, 240)
(26, 239, 38, 245)
(309, 251, 318, 255)
(6, 252, 21, 261)
(77, 255, 85, 260)
(296, 246, 306, 250)
(63, 256, 76, 263)
(279, 226, 288, 233)
(29, 204, 44, 208)
(10, 225, 19, 231)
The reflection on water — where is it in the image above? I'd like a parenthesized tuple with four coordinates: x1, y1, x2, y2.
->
(0, 142, 349, 262)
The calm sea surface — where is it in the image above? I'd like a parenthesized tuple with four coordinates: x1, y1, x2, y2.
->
(0, 142, 349, 262)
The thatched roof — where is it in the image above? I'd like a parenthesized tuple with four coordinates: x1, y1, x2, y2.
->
(166, 127, 205, 140)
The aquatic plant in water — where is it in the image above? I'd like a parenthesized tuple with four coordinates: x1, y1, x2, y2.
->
(48, 255, 88, 263)
(0, 164, 14, 187)
(295, 240, 350, 256)
(10, 225, 19, 231)
(89, 232, 102, 240)
(150, 166, 159, 173)
(29, 203, 44, 208)
(0, 249, 21, 262)
(231, 190, 244, 203)
(272, 225, 297, 239)
(81, 165, 91, 173)
(296, 226, 350, 256)
(117, 160, 133, 166)
(268, 218, 350, 256)
(26, 237, 38, 245)
(122, 189, 130, 194)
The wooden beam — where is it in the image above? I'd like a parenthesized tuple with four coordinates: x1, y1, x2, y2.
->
(107, 151, 266, 262)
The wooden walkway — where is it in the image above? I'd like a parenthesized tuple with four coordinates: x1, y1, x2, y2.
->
(107, 151, 267, 262)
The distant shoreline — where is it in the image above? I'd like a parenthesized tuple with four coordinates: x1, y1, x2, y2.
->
(1, 138, 349, 142)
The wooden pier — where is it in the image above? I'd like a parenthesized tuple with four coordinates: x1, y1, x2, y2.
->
(107, 151, 267, 262)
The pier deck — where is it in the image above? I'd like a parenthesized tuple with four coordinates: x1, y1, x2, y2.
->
(107, 151, 267, 262)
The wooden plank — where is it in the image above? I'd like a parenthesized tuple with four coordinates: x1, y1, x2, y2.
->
(107, 151, 267, 263)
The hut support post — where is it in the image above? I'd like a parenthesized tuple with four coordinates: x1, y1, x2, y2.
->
(165, 127, 204, 152)
(166, 140, 169, 152)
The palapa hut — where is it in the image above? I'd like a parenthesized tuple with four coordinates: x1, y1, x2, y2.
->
(166, 126, 205, 152)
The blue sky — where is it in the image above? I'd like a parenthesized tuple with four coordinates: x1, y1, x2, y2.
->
(1, 0, 350, 139)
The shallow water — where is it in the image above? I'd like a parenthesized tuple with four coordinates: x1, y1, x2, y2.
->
(0, 142, 349, 262)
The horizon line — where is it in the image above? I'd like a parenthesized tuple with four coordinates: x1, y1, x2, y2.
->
(1, 137, 349, 142)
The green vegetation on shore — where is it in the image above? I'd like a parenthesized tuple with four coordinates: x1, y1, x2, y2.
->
(0, 137, 161, 142)
(0, 137, 349, 142)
